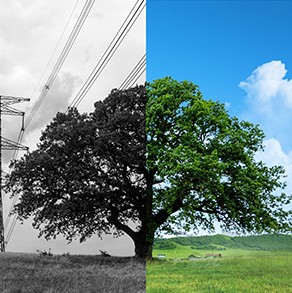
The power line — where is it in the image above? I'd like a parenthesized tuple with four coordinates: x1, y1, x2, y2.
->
(0, 95, 30, 252)
(4, 0, 95, 247)
(119, 54, 146, 90)
(4, 0, 145, 247)
(129, 66, 145, 88)
(3, 130, 25, 234)
(9, 0, 85, 168)
(68, 0, 145, 110)
(24, 0, 95, 129)
(69, 0, 145, 109)
(27, 0, 80, 113)
(4, 210, 18, 247)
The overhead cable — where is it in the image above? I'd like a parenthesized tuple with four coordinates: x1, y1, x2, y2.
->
(24, 0, 95, 129)
(27, 0, 80, 113)
(119, 54, 146, 90)
(4, 0, 95, 246)
(67, 0, 145, 110)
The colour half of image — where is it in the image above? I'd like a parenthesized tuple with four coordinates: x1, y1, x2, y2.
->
(146, 1, 292, 292)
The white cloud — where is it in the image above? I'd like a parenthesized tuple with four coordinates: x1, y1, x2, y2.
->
(239, 61, 292, 210)
(239, 61, 292, 152)
(256, 138, 292, 194)
(239, 60, 292, 106)
(0, 73, 81, 166)
(27, 72, 82, 132)
(256, 138, 291, 168)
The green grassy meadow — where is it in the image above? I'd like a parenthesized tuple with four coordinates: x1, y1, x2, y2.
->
(0, 253, 145, 293)
(1, 235, 292, 292)
(147, 235, 292, 292)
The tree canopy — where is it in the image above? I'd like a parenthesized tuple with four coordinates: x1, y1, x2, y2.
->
(145, 77, 292, 254)
(6, 85, 147, 258)
(5, 77, 292, 259)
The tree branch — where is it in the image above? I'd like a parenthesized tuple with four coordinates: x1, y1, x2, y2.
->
(153, 197, 183, 228)
(108, 208, 136, 240)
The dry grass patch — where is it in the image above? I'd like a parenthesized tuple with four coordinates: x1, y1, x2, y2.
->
(0, 253, 145, 293)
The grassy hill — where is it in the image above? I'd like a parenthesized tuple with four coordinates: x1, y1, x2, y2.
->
(150, 234, 292, 292)
(154, 234, 292, 252)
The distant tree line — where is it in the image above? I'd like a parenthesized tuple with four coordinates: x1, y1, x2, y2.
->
(154, 234, 292, 251)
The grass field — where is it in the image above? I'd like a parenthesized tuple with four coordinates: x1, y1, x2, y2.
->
(147, 247, 292, 293)
(0, 252, 145, 293)
(2, 235, 292, 292)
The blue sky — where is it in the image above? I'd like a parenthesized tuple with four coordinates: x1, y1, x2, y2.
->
(147, 1, 292, 120)
(147, 1, 292, 210)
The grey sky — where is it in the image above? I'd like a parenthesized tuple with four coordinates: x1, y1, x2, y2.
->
(1, 0, 145, 256)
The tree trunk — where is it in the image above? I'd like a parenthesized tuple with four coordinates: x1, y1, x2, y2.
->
(133, 236, 147, 261)
(146, 229, 155, 260)
(132, 228, 154, 260)
(145, 168, 155, 260)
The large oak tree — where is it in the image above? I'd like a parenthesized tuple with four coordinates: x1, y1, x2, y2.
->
(5, 78, 292, 259)
(145, 78, 291, 257)
(6, 85, 147, 258)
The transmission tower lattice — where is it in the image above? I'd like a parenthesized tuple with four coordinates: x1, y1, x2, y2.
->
(0, 95, 30, 252)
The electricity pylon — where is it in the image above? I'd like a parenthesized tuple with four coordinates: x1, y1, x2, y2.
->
(0, 95, 30, 252)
